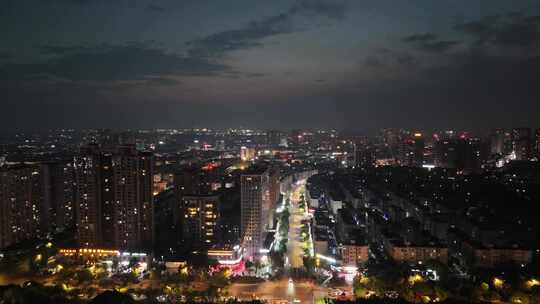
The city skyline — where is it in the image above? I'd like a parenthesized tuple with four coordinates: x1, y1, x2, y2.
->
(2, 0, 540, 131)
(1, 1, 540, 303)
(1, 126, 540, 303)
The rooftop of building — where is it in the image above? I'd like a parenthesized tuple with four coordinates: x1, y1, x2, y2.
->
(241, 164, 269, 175)
(314, 227, 329, 241)
(342, 229, 368, 246)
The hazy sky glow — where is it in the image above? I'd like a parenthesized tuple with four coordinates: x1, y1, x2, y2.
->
(2, 0, 540, 132)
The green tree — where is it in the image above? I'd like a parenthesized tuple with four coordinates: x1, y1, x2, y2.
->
(75, 268, 94, 285)
(128, 257, 139, 268)
(209, 269, 230, 289)
(253, 260, 262, 275)
(245, 260, 254, 274)
(353, 278, 370, 299)
(303, 256, 315, 275)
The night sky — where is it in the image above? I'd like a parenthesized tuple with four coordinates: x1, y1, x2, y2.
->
(2, 0, 540, 132)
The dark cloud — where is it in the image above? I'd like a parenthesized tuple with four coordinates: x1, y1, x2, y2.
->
(291, 0, 346, 20)
(245, 72, 266, 78)
(356, 12, 540, 131)
(143, 76, 180, 86)
(403, 33, 460, 53)
(364, 55, 385, 68)
(420, 40, 460, 52)
(396, 54, 416, 66)
(0, 50, 12, 59)
(186, 0, 345, 58)
(455, 13, 540, 48)
(332, 52, 540, 132)
(1, 44, 229, 82)
(187, 14, 292, 58)
(147, 3, 165, 12)
(403, 33, 437, 42)
(39, 45, 87, 55)
(3, 1, 539, 132)
(364, 49, 417, 69)
(44, 0, 97, 4)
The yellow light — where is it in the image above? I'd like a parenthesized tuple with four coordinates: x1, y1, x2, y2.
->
(359, 276, 370, 284)
(526, 278, 540, 288)
(493, 277, 504, 288)
(35, 254, 42, 262)
(45, 242, 53, 248)
(408, 274, 424, 285)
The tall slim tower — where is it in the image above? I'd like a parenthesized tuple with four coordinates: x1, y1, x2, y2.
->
(112, 145, 154, 250)
(267, 130, 283, 147)
(535, 129, 540, 158)
(42, 159, 76, 232)
(74, 146, 103, 247)
(0, 165, 44, 249)
(489, 128, 505, 155)
(511, 128, 532, 160)
(240, 166, 270, 258)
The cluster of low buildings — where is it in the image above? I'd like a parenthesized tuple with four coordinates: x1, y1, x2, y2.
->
(306, 165, 539, 274)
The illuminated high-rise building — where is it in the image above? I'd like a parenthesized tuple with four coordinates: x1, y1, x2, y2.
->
(434, 135, 485, 172)
(74, 145, 108, 247)
(511, 128, 532, 160)
(399, 132, 424, 167)
(240, 146, 256, 162)
(240, 166, 270, 258)
(74, 144, 154, 250)
(112, 145, 154, 250)
(42, 159, 76, 231)
(535, 129, 540, 158)
(353, 142, 375, 168)
(215, 139, 226, 151)
(174, 166, 208, 197)
(463, 137, 484, 174)
(182, 194, 220, 245)
(0, 165, 45, 249)
(489, 128, 505, 155)
(434, 139, 458, 169)
(267, 130, 284, 147)
(289, 129, 302, 147)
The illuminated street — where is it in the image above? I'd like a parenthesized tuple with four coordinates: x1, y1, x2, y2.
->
(286, 181, 309, 269)
(231, 179, 344, 304)
(228, 279, 352, 303)
(228, 180, 324, 303)
(228, 279, 314, 302)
